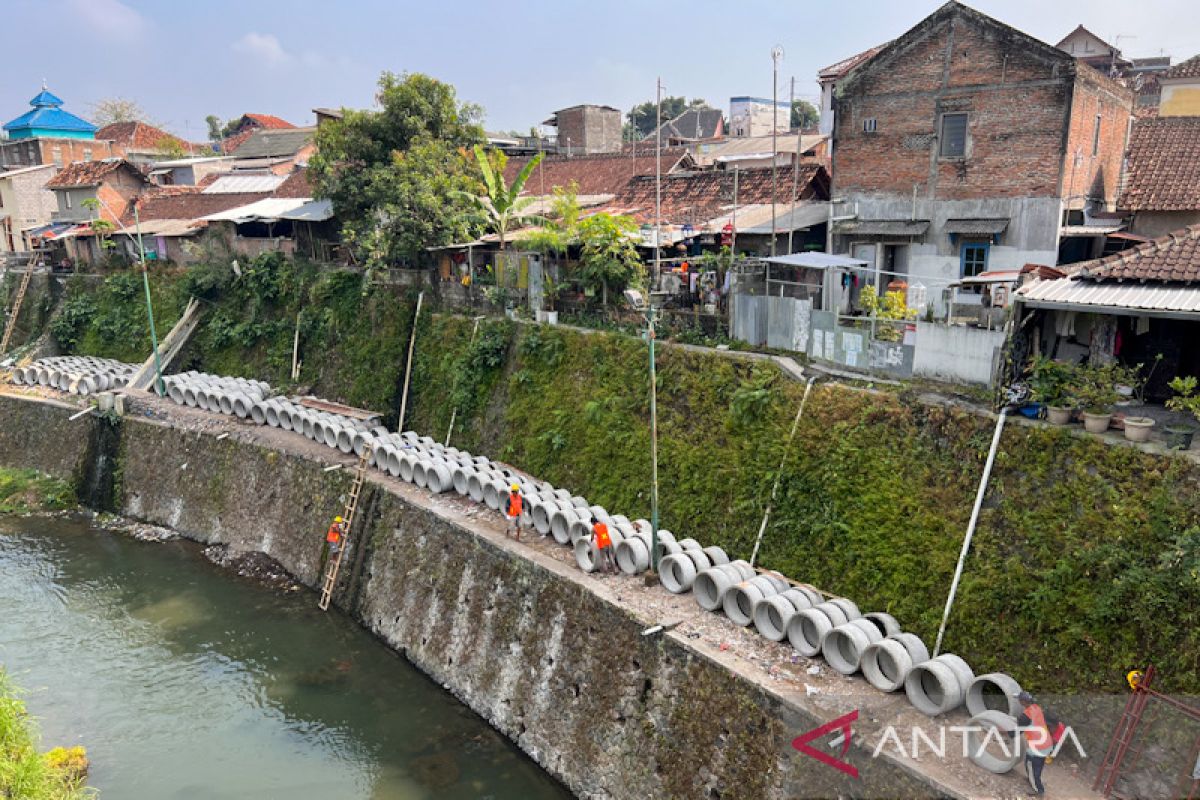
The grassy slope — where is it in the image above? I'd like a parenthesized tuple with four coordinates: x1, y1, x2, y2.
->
(0, 670, 91, 799)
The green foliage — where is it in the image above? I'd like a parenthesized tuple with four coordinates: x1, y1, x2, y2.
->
(0, 669, 93, 799)
(576, 213, 643, 301)
(627, 96, 714, 138)
(1069, 361, 1137, 414)
(1166, 376, 1200, 423)
(456, 146, 544, 251)
(309, 72, 484, 266)
(790, 99, 820, 130)
(859, 285, 916, 342)
(0, 468, 75, 514)
(1027, 356, 1075, 407)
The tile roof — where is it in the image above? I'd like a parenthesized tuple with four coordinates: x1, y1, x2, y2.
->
(818, 43, 889, 80)
(273, 168, 312, 198)
(242, 113, 294, 130)
(96, 121, 191, 152)
(1119, 117, 1200, 211)
(219, 114, 296, 154)
(503, 148, 691, 196)
(1163, 54, 1200, 80)
(127, 191, 270, 224)
(599, 164, 828, 225)
(230, 127, 315, 158)
(1075, 224, 1200, 283)
(44, 159, 144, 189)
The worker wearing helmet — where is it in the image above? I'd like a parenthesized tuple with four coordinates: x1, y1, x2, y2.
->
(591, 515, 616, 574)
(325, 515, 347, 554)
(505, 483, 523, 541)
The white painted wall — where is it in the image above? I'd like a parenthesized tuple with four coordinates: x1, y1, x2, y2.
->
(911, 322, 1006, 385)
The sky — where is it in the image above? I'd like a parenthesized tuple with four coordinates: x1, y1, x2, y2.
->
(3, 0, 1197, 141)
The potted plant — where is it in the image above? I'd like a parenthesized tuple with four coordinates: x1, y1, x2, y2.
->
(1070, 362, 1122, 434)
(543, 275, 562, 326)
(1165, 376, 1200, 450)
(1028, 356, 1074, 424)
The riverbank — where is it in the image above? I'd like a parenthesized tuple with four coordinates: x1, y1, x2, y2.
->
(0, 388, 1111, 800)
(0, 468, 74, 515)
(0, 668, 91, 799)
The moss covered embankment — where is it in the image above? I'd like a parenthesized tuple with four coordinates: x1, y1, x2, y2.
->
(0, 468, 75, 514)
(46, 262, 1200, 695)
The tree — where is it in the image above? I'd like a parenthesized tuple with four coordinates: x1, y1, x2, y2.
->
(154, 136, 189, 159)
(309, 72, 486, 266)
(790, 99, 820, 131)
(89, 97, 149, 126)
(627, 97, 714, 138)
(577, 213, 642, 305)
(457, 146, 544, 251)
(526, 182, 581, 259)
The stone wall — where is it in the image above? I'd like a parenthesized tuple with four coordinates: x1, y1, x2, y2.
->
(0, 391, 953, 799)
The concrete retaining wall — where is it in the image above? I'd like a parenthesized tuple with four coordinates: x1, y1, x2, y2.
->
(0, 392, 952, 800)
(912, 322, 1006, 386)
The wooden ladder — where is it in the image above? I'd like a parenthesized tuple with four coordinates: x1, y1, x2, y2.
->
(317, 448, 370, 611)
(0, 267, 34, 355)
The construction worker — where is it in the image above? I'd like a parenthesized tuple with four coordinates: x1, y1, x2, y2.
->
(1016, 690, 1052, 796)
(505, 483, 523, 541)
(591, 515, 616, 574)
(326, 515, 346, 555)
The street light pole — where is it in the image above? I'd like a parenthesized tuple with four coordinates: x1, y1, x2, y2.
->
(771, 45, 784, 258)
(647, 302, 660, 572)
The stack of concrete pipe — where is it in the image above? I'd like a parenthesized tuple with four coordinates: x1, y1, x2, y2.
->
(9, 356, 136, 395)
(164, 372, 271, 419)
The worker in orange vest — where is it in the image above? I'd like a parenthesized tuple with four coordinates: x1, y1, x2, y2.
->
(505, 483, 523, 541)
(1016, 691, 1052, 796)
(591, 515, 616, 574)
(326, 516, 346, 555)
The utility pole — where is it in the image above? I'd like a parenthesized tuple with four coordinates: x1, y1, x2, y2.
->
(788, 76, 803, 255)
(731, 165, 739, 255)
(771, 46, 784, 257)
(647, 302, 660, 572)
(655, 77, 663, 285)
(133, 205, 165, 397)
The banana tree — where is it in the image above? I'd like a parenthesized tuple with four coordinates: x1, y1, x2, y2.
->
(458, 145, 545, 251)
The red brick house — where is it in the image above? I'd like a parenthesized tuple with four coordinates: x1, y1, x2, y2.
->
(1118, 116, 1200, 238)
(95, 121, 197, 164)
(829, 1, 1133, 314)
(43, 159, 149, 264)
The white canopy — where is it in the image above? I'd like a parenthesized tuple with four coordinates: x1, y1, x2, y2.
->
(763, 252, 870, 269)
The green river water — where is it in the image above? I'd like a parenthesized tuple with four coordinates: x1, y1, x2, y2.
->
(0, 515, 570, 800)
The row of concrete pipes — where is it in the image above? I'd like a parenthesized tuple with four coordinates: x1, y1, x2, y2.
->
(10, 356, 135, 395)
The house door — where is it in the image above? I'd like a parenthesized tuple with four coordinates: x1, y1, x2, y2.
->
(884, 244, 908, 283)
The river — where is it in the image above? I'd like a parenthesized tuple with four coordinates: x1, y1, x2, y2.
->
(0, 515, 570, 800)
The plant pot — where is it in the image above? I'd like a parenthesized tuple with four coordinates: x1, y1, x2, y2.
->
(1046, 406, 1072, 425)
(1122, 416, 1155, 443)
(534, 309, 548, 323)
(1164, 425, 1196, 451)
(1082, 411, 1112, 434)
(546, 310, 559, 325)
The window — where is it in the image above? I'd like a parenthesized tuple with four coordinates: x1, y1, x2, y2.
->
(83, 148, 93, 162)
(862, 117, 878, 133)
(65, 192, 72, 210)
(939, 113, 968, 158)
(1092, 112, 1102, 156)
(961, 242, 989, 278)
(52, 146, 63, 166)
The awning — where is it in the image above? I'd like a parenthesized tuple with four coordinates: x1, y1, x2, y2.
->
(1106, 231, 1151, 243)
(736, 202, 831, 234)
(831, 219, 930, 236)
(130, 219, 202, 237)
(1017, 277, 1200, 318)
(201, 197, 322, 223)
(1060, 223, 1125, 236)
(764, 252, 870, 269)
(959, 269, 1022, 285)
(275, 199, 333, 222)
(25, 221, 75, 239)
(944, 218, 1009, 235)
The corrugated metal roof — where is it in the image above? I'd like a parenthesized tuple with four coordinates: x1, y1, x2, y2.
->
(945, 218, 1009, 235)
(203, 174, 287, 194)
(764, 252, 869, 269)
(1017, 277, 1200, 315)
(832, 219, 930, 236)
(131, 219, 202, 237)
(201, 197, 316, 222)
(276, 199, 332, 222)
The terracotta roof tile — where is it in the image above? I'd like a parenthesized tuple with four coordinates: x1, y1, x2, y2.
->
(273, 168, 312, 198)
(242, 113, 294, 130)
(1163, 54, 1200, 80)
(1078, 224, 1200, 283)
(1119, 117, 1200, 211)
(503, 148, 691, 196)
(818, 43, 889, 79)
(44, 159, 145, 188)
(127, 191, 269, 224)
(96, 121, 193, 152)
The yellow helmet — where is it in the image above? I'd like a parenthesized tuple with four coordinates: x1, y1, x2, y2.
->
(335, 516, 344, 523)
(510, 483, 520, 492)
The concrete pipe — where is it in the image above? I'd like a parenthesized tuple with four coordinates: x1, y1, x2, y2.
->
(418, 436, 435, 447)
(965, 710, 1023, 774)
(280, 403, 299, 431)
(264, 401, 281, 426)
(399, 454, 417, 483)
(694, 564, 749, 611)
(467, 471, 488, 503)
(569, 517, 593, 545)
(574, 539, 600, 573)
(550, 507, 587, 544)
(787, 601, 853, 657)
(615, 537, 651, 574)
(788, 585, 824, 608)
(230, 394, 253, 419)
(352, 432, 372, 457)
(425, 462, 453, 494)
(484, 479, 508, 511)
(753, 589, 816, 642)
(675, 537, 701, 551)
(250, 402, 267, 425)
(386, 449, 403, 478)
(322, 423, 340, 449)
(826, 598, 861, 621)
(680, 547, 712, 576)
(587, 505, 610, 523)
(336, 427, 355, 454)
(822, 618, 885, 675)
(414, 460, 433, 489)
(302, 416, 318, 439)
(569, 496, 588, 508)
(10, 370, 23, 385)
(552, 488, 571, 501)
(452, 465, 474, 496)
(904, 654, 976, 716)
(194, 388, 212, 411)
(609, 514, 630, 528)
(218, 392, 235, 415)
(861, 633, 930, 693)
(530, 498, 562, 535)
(656, 539, 683, 559)
(701, 546, 729, 566)
(658, 553, 698, 593)
(167, 384, 185, 406)
(966, 673, 1024, 718)
(724, 575, 784, 626)
(864, 612, 902, 638)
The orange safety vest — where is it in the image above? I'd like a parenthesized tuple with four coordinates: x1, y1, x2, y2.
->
(1022, 703, 1052, 755)
(326, 523, 342, 544)
(507, 492, 522, 517)
(594, 521, 612, 550)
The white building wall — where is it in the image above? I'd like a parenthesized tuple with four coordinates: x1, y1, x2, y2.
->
(911, 322, 1007, 385)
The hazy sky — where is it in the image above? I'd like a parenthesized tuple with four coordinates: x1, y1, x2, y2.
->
(3, 0, 1196, 141)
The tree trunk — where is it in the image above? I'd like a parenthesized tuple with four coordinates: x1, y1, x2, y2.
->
(602, 279, 608, 307)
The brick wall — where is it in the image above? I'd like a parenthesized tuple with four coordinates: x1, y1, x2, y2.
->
(555, 106, 622, 154)
(1060, 67, 1134, 210)
(0, 138, 115, 169)
(834, 12, 1075, 201)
